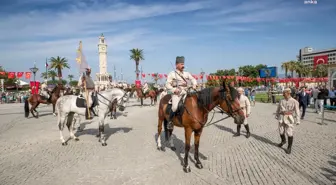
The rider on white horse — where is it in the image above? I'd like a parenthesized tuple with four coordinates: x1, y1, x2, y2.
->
(77, 68, 98, 119)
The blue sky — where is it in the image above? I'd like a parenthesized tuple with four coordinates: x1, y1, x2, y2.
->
(0, 0, 335, 83)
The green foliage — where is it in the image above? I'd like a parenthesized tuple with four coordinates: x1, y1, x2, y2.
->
(69, 80, 78, 87)
(48, 79, 67, 85)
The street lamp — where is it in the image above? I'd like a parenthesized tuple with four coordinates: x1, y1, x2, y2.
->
(29, 62, 39, 93)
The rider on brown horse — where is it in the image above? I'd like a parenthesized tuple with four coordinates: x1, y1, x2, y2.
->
(142, 81, 150, 96)
(40, 81, 52, 103)
(165, 56, 197, 129)
(78, 68, 98, 119)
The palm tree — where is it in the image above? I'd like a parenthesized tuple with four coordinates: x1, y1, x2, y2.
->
(48, 70, 57, 81)
(294, 61, 304, 78)
(314, 64, 328, 77)
(40, 72, 48, 79)
(129, 48, 144, 80)
(281, 62, 291, 78)
(287, 60, 297, 78)
(301, 65, 312, 77)
(68, 74, 74, 82)
(49, 56, 70, 81)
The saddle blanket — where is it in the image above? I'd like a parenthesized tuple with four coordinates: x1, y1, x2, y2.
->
(76, 97, 86, 108)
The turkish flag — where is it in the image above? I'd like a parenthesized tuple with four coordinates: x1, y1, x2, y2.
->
(141, 74, 145, 78)
(8, 72, 15, 79)
(0, 71, 5, 76)
(25, 72, 32, 79)
(17, 72, 24, 78)
(313, 55, 328, 69)
(164, 74, 167, 78)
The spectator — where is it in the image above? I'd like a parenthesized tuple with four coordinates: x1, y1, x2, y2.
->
(329, 87, 336, 106)
(316, 86, 329, 114)
(250, 88, 256, 106)
(297, 86, 310, 120)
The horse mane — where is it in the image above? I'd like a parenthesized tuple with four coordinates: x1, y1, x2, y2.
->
(51, 85, 58, 93)
(188, 87, 215, 108)
(229, 86, 238, 100)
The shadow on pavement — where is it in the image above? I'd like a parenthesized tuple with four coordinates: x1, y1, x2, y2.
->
(321, 155, 336, 184)
(76, 124, 132, 142)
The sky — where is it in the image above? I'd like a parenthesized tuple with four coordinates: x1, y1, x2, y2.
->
(0, 0, 335, 83)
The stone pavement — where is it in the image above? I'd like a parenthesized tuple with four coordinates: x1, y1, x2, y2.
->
(0, 100, 335, 185)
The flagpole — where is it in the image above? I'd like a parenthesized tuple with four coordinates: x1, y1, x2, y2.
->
(46, 58, 48, 85)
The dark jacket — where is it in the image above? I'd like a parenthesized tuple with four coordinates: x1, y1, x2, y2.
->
(297, 91, 310, 106)
(317, 89, 329, 99)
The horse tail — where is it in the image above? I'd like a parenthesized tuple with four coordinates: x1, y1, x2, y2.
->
(24, 98, 30, 118)
(56, 98, 62, 125)
(163, 119, 169, 141)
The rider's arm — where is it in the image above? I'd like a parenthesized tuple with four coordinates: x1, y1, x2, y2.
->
(188, 72, 197, 89)
(245, 96, 251, 115)
(165, 72, 176, 92)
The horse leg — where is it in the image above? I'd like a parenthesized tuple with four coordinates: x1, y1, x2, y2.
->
(34, 103, 40, 118)
(98, 119, 107, 146)
(67, 113, 79, 141)
(58, 116, 67, 145)
(53, 103, 57, 116)
(157, 117, 164, 151)
(168, 128, 176, 151)
(183, 127, 193, 173)
(194, 129, 203, 169)
(30, 103, 36, 118)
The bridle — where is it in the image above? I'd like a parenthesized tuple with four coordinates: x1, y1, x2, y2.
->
(183, 87, 242, 128)
(97, 91, 129, 110)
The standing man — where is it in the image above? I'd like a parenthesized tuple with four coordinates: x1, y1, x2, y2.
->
(166, 56, 197, 129)
(78, 68, 97, 120)
(275, 88, 300, 154)
(235, 87, 251, 138)
(316, 86, 328, 114)
(329, 87, 336, 106)
(296, 86, 310, 120)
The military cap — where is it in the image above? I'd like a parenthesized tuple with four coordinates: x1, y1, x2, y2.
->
(283, 88, 291, 92)
(176, 56, 185, 64)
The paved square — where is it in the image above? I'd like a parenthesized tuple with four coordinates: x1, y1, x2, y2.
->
(0, 100, 335, 185)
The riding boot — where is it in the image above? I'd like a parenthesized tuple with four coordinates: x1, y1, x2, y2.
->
(90, 107, 98, 117)
(85, 108, 93, 120)
(167, 111, 175, 129)
(277, 134, 286, 147)
(286, 136, 293, 154)
(244, 124, 250, 138)
(233, 124, 241, 137)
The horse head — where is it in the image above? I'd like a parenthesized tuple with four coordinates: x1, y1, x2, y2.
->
(217, 80, 245, 124)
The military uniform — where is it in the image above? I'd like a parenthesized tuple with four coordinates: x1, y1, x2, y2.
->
(78, 69, 97, 119)
(234, 93, 251, 138)
(165, 56, 197, 128)
(142, 82, 149, 95)
(275, 90, 300, 154)
(40, 82, 49, 99)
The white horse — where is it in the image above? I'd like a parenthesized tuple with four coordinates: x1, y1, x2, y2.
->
(56, 88, 129, 146)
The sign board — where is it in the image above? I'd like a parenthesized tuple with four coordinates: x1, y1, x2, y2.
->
(259, 67, 277, 78)
(135, 80, 141, 88)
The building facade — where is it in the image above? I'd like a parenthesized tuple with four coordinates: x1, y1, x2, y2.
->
(297, 47, 336, 67)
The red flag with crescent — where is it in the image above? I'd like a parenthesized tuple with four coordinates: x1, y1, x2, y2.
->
(313, 55, 328, 69)
(17, 72, 24, 78)
(0, 71, 5, 76)
(8, 72, 15, 79)
(25, 72, 32, 79)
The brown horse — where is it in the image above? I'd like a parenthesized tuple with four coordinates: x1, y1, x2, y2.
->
(135, 87, 161, 106)
(25, 84, 65, 118)
(157, 81, 245, 173)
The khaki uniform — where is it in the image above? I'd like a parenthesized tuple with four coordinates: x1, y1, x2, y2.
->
(238, 94, 251, 125)
(165, 70, 197, 112)
(275, 97, 300, 137)
(78, 73, 95, 107)
(40, 83, 49, 98)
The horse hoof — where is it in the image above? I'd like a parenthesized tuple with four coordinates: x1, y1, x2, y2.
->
(96, 134, 100, 138)
(53, 113, 57, 117)
(170, 147, 176, 151)
(183, 166, 191, 173)
(102, 143, 107, 146)
(62, 142, 67, 146)
(195, 163, 203, 169)
(74, 138, 79, 141)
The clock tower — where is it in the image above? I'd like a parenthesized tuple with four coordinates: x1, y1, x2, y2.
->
(95, 33, 110, 90)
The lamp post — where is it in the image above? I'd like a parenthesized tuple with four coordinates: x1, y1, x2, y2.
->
(29, 62, 39, 94)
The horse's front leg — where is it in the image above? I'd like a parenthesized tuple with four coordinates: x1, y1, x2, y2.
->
(194, 129, 203, 169)
(183, 127, 193, 173)
(98, 119, 107, 146)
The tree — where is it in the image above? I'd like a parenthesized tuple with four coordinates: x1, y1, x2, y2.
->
(49, 56, 70, 81)
(312, 64, 328, 77)
(68, 74, 74, 82)
(129, 48, 144, 80)
(294, 61, 304, 78)
(281, 62, 291, 78)
(48, 70, 57, 81)
(287, 60, 297, 78)
(69, 80, 78, 87)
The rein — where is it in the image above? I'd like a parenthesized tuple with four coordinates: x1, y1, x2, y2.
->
(97, 91, 128, 108)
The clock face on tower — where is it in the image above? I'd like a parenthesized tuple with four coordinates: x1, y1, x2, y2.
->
(102, 47, 105, 51)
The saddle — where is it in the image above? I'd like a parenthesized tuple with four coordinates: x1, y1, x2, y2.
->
(76, 93, 99, 108)
(166, 94, 186, 118)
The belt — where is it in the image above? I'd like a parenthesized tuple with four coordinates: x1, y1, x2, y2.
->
(282, 112, 293, 115)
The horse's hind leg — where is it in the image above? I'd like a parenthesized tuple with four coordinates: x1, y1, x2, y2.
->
(157, 117, 164, 151)
(67, 113, 79, 141)
(168, 128, 176, 151)
(194, 129, 204, 169)
(98, 119, 107, 146)
(58, 116, 67, 145)
(53, 104, 57, 116)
